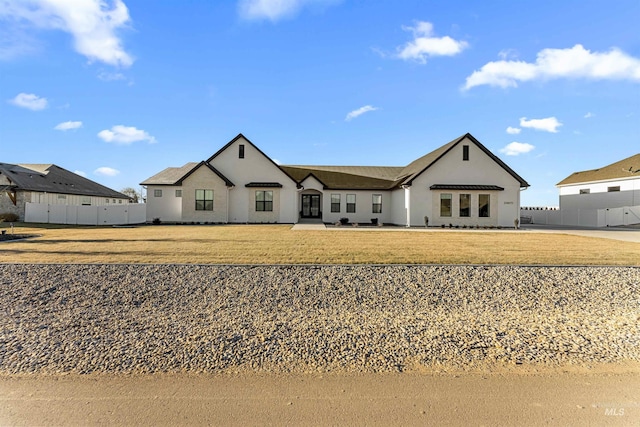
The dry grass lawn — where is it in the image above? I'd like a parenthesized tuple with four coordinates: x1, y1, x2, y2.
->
(0, 224, 638, 265)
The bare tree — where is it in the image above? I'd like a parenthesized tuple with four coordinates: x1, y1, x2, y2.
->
(121, 187, 140, 203)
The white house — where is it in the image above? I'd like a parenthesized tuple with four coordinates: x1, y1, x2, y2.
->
(556, 153, 640, 226)
(0, 163, 133, 223)
(141, 133, 529, 227)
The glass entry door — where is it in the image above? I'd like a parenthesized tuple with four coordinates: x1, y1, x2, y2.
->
(301, 194, 321, 218)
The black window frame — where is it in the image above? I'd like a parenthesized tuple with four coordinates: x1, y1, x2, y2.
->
(346, 194, 356, 213)
(239, 144, 245, 159)
(440, 193, 452, 217)
(372, 194, 382, 214)
(459, 193, 471, 217)
(153, 189, 162, 198)
(479, 194, 490, 217)
(195, 189, 214, 211)
(255, 190, 273, 212)
(607, 186, 620, 192)
(463, 145, 469, 161)
(330, 194, 340, 213)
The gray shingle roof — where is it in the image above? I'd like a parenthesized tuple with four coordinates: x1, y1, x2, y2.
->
(140, 133, 529, 191)
(140, 162, 199, 185)
(557, 153, 640, 186)
(0, 163, 130, 199)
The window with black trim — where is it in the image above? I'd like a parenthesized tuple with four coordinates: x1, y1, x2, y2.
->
(463, 145, 469, 161)
(346, 194, 356, 213)
(608, 186, 620, 192)
(195, 189, 213, 211)
(256, 190, 273, 211)
(175, 189, 182, 197)
(239, 144, 245, 159)
(154, 189, 162, 197)
(459, 194, 470, 217)
(479, 194, 490, 217)
(372, 194, 382, 213)
(331, 194, 340, 213)
(440, 193, 452, 217)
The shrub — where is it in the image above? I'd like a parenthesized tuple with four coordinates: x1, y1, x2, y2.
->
(152, 217, 161, 225)
(0, 213, 19, 222)
(339, 217, 349, 225)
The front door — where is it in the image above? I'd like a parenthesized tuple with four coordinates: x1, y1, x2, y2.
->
(301, 194, 321, 218)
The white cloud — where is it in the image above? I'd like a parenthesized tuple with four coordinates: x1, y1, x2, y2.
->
(9, 92, 47, 110)
(397, 21, 468, 63)
(520, 116, 562, 133)
(584, 112, 594, 118)
(345, 105, 378, 121)
(506, 126, 521, 135)
(500, 142, 535, 156)
(464, 44, 640, 90)
(238, 0, 339, 21)
(98, 125, 156, 144)
(54, 120, 82, 131)
(94, 166, 119, 176)
(74, 170, 87, 177)
(0, 0, 133, 67)
(97, 71, 126, 81)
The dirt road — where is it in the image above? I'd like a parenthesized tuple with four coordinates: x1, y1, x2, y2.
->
(1, 370, 638, 426)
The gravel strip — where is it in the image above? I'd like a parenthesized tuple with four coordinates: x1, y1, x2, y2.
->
(1, 264, 638, 374)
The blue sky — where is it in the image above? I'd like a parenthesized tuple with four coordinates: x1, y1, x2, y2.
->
(1, 0, 639, 206)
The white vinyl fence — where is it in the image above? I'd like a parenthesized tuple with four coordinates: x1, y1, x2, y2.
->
(25, 203, 146, 225)
(521, 205, 640, 227)
(597, 205, 640, 227)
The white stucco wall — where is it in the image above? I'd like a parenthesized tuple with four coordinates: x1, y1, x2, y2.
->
(320, 190, 391, 224)
(408, 138, 524, 227)
(209, 136, 298, 223)
(180, 166, 229, 223)
(145, 185, 182, 222)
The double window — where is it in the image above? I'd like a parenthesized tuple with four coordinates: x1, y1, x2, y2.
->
(256, 190, 273, 211)
(331, 194, 340, 213)
(346, 194, 356, 213)
(372, 194, 382, 213)
(195, 189, 213, 211)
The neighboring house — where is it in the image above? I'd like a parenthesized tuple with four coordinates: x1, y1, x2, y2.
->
(141, 133, 529, 227)
(0, 163, 131, 221)
(556, 153, 640, 226)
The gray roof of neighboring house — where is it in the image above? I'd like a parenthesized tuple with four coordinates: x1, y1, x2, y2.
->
(556, 153, 640, 186)
(140, 133, 530, 191)
(0, 163, 130, 199)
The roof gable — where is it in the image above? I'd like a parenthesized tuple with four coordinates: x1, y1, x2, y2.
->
(557, 153, 640, 186)
(206, 133, 299, 187)
(397, 133, 529, 188)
